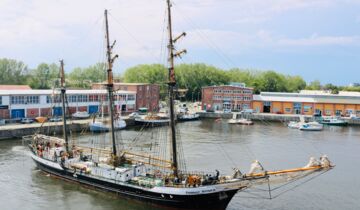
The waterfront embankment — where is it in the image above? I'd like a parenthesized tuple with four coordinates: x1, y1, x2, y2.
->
(0, 118, 135, 140)
(197, 112, 360, 125)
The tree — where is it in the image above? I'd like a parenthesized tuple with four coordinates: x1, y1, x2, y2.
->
(27, 63, 59, 89)
(67, 63, 107, 88)
(306, 80, 321, 90)
(0, 58, 28, 85)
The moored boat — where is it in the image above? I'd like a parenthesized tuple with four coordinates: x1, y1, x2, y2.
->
(320, 117, 348, 126)
(299, 122, 323, 131)
(72, 111, 90, 119)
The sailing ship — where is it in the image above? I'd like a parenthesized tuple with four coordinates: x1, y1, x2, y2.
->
(24, 2, 333, 210)
(177, 104, 200, 121)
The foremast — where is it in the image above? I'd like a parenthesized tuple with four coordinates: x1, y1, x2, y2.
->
(166, 0, 186, 178)
(104, 9, 119, 158)
(59, 60, 69, 152)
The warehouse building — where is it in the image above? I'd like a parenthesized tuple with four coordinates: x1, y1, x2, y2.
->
(252, 90, 360, 117)
(0, 89, 136, 119)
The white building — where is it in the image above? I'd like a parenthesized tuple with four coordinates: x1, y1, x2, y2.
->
(0, 89, 136, 119)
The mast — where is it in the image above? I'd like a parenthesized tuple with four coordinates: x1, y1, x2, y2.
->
(166, 0, 186, 178)
(59, 60, 69, 152)
(104, 9, 119, 157)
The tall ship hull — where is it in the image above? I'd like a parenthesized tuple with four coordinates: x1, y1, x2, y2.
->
(30, 149, 238, 210)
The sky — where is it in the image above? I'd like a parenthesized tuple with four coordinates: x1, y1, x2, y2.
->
(1, 0, 360, 85)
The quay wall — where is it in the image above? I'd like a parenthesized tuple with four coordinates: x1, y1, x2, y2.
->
(197, 112, 360, 125)
(0, 118, 135, 140)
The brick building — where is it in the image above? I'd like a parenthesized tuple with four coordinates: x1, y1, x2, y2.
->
(92, 83, 160, 112)
(201, 83, 253, 111)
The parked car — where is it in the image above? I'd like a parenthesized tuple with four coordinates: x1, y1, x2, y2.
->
(21, 118, 34, 124)
(241, 109, 254, 114)
(49, 117, 62, 122)
(223, 109, 231, 113)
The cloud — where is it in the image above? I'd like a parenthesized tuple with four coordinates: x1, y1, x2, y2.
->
(278, 34, 360, 46)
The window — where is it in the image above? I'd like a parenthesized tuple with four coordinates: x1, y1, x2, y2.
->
(77, 95, 88, 102)
(214, 89, 222, 93)
(233, 90, 241, 94)
(213, 95, 222, 100)
(242, 104, 250, 109)
(243, 90, 252, 94)
(127, 94, 135, 101)
(27, 96, 39, 104)
(303, 105, 312, 113)
(11, 95, 39, 104)
(335, 110, 342, 116)
(0, 96, 2, 105)
(223, 103, 231, 110)
(285, 108, 291, 113)
(243, 96, 251, 101)
(235, 104, 241, 110)
(325, 110, 332, 116)
(89, 95, 99, 102)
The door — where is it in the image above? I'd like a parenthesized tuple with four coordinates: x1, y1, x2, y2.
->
(121, 104, 126, 111)
(88, 105, 99, 114)
(53, 107, 62, 116)
(11, 109, 25, 119)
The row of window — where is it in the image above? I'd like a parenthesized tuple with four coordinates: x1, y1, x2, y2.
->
(213, 95, 252, 101)
(11, 96, 39, 104)
(213, 89, 252, 94)
(9, 94, 135, 105)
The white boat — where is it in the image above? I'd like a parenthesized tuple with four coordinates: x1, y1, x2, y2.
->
(299, 122, 323, 131)
(320, 117, 348, 126)
(135, 114, 170, 126)
(178, 113, 200, 121)
(288, 121, 301, 129)
(228, 113, 254, 125)
(72, 111, 90, 119)
(89, 119, 126, 132)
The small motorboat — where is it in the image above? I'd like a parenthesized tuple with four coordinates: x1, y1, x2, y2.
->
(288, 121, 301, 129)
(299, 122, 323, 131)
(320, 117, 348, 126)
(72, 111, 90, 119)
(135, 114, 170, 126)
(89, 119, 126, 132)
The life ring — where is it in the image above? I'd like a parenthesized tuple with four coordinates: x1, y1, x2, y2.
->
(30, 110, 35, 115)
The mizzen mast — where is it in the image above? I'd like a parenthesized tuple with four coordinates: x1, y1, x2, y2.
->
(104, 9, 119, 157)
(166, 0, 186, 178)
(59, 60, 69, 152)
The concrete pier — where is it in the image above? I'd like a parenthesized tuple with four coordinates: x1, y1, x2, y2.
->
(0, 117, 135, 140)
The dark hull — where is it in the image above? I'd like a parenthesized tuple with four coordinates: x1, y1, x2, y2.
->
(177, 117, 200, 122)
(32, 157, 238, 210)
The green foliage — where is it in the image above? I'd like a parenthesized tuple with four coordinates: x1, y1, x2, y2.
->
(0, 58, 28, 85)
(122, 63, 308, 100)
(27, 63, 59, 89)
(67, 63, 107, 88)
(306, 80, 321, 90)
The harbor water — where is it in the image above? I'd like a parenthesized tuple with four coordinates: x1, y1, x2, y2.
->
(1, 119, 360, 210)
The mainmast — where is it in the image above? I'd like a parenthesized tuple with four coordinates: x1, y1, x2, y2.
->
(104, 9, 119, 157)
(59, 60, 69, 152)
(166, 0, 186, 178)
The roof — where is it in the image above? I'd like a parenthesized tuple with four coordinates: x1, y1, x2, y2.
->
(92, 82, 152, 86)
(0, 85, 31, 90)
(0, 89, 136, 96)
(202, 85, 253, 90)
(254, 90, 360, 104)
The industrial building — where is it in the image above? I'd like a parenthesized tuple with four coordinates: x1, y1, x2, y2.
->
(201, 83, 253, 111)
(0, 89, 136, 119)
(252, 90, 360, 116)
(92, 82, 160, 112)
